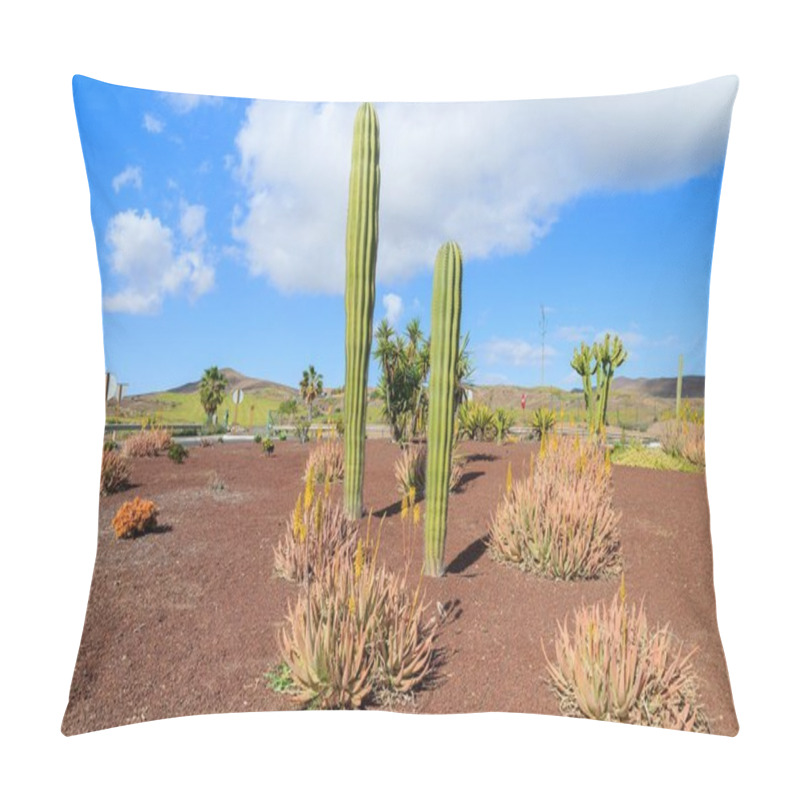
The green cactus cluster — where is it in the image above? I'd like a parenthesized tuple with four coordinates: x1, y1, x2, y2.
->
(343, 103, 380, 521)
(423, 242, 463, 577)
(570, 334, 627, 434)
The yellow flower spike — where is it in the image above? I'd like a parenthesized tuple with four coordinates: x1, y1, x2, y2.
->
(348, 594, 356, 616)
(299, 521, 307, 544)
(409, 485, 416, 509)
(314, 495, 323, 533)
(506, 462, 513, 495)
(413, 502, 421, 526)
(323, 473, 332, 499)
(292, 494, 303, 539)
(401, 492, 409, 521)
(619, 572, 627, 605)
(303, 468, 314, 512)
(354, 539, 364, 580)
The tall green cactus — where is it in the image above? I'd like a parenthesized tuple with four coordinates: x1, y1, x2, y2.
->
(570, 334, 627, 434)
(424, 242, 463, 577)
(596, 333, 627, 430)
(343, 103, 380, 521)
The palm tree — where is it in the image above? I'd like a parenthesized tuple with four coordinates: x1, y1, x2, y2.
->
(199, 366, 228, 425)
(299, 365, 323, 420)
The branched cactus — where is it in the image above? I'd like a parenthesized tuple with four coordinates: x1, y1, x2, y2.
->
(423, 242, 463, 577)
(570, 335, 627, 434)
(343, 103, 380, 520)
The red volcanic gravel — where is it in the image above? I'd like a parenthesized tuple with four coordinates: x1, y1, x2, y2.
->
(62, 439, 737, 735)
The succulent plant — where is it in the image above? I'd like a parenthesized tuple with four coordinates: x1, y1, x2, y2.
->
(423, 242, 463, 577)
(343, 103, 380, 520)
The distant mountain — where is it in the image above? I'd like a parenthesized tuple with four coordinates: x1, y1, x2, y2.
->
(144, 368, 297, 398)
(613, 375, 704, 399)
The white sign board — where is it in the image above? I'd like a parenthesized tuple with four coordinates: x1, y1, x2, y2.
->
(232, 388, 245, 405)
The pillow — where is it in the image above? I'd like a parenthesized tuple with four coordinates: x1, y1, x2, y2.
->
(64, 75, 738, 735)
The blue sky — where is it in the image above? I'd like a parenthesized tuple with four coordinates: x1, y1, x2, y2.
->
(73, 75, 736, 395)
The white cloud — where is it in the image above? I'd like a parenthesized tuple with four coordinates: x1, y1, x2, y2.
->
(382, 293, 403, 326)
(556, 325, 595, 342)
(103, 209, 213, 314)
(162, 92, 223, 114)
(179, 202, 207, 244)
(112, 166, 142, 193)
(479, 338, 557, 367)
(143, 113, 164, 133)
(231, 78, 737, 294)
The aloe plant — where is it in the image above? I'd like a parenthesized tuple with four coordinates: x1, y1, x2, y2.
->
(343, 103, 380, 520)
(423, 242, 463, 577)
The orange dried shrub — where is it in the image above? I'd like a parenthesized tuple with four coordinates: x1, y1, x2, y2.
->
(112, 497, 158, 539)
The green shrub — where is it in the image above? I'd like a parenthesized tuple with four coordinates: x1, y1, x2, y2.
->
(457, 401, 496, 441)
(610, 440, 702, 473)
(293, 418, 311, 443)
(529, 407, 556, 440)
(262, 438, 275, 456)
(254, 433, 263, 444)
(168, 442, 188, 463)
(493, 408, 514, 442)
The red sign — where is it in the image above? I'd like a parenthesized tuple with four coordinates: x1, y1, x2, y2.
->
(521, 393, 527, 411)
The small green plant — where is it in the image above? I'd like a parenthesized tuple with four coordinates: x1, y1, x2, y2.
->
(254, 433, 263, 444)
(102, 439, 118, 452)
(529, 407, 556, 440)
(264, 662, 297, 695)
(293, 418, 311, 443)
(493, 408, 514, 443)
(167, 442, 188, 464)
(278, 430, 288, 441)
(262, 438, 275, 456)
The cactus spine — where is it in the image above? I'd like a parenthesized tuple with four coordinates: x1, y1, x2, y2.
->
(676, 353, 683, 419)
(423, 242, 463, 577)
(343, 103, 380, 521)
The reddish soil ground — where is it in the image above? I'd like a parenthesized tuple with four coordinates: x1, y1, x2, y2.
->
(62, 439, 737, 735)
